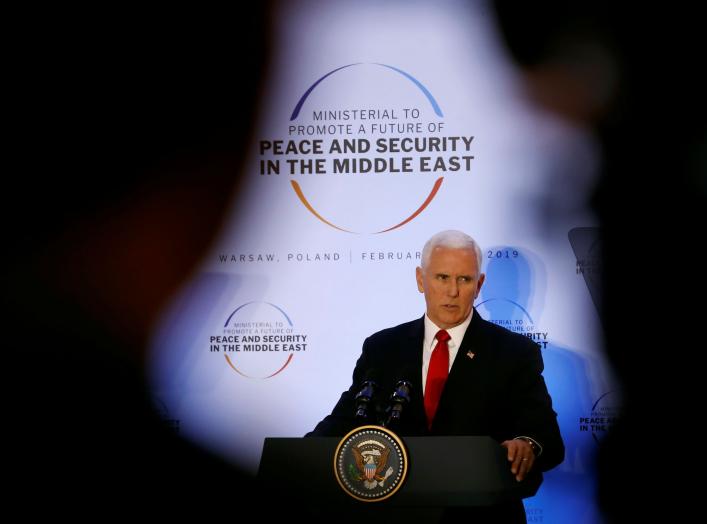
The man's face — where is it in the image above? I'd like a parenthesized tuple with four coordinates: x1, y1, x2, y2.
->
(416, 246, 485, 329)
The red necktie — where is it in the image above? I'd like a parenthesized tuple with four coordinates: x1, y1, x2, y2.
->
(424, 329, 451, 429)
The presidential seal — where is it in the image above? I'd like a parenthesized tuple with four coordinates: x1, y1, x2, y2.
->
(333, 425, 408, 502)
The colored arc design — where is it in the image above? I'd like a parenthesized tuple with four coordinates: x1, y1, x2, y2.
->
(373, 63, 444, 117)
(591, 390, 615, 411)
(224, 353, 294, 379)
(223, 301, 295, 379)
(476, 298, 534, 324)
(290, 63, 444, 121)
(290, 63, 361, 121)
(375, 177, 444, 233)
(288, 64, 447, 233)
(291, 177, 444, 234)
(590, 391, 617, 444)
(290, 180, 353, 233)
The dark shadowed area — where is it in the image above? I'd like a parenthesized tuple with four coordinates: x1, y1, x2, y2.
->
(5, 4, 283, 517)
(492, 2, 706, 521)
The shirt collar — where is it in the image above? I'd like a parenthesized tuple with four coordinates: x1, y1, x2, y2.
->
(423, 309, 473, 350)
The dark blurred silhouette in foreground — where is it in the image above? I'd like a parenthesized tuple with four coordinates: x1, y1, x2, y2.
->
(6, 5, 273, 517)
(492, 2, 706, 521)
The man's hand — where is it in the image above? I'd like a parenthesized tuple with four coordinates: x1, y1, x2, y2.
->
(501, 439, 535, 482)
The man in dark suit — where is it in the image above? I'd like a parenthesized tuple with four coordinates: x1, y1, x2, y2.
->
(308, 230, 564, 523)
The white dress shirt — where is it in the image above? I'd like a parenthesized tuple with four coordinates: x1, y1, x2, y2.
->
(421, 310, 473, 395)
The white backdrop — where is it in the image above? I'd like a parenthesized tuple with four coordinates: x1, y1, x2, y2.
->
(149, 1, 614, 522)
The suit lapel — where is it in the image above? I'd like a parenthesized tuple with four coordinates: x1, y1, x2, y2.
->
(432, 308, 489, 432)
(452, 307, 488, 369)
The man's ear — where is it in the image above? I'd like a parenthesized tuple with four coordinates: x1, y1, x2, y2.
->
(475, 273, 486, 298)
(416, 266, 425, 293)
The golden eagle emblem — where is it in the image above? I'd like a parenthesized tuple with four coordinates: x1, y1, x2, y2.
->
(334, 426, 408, 501)
(351, 444, 394, 489)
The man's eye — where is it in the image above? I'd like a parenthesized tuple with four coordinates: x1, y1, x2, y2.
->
(437, 275, 448, 280)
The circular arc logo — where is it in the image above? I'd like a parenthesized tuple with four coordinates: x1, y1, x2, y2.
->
(290, 63, 446, 234)
(223, 301, 295, 379)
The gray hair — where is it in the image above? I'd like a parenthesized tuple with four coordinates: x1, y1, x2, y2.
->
(421, 230, 483, 269)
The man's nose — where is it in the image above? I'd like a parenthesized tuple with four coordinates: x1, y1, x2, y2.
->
(447, 280, 460, 297)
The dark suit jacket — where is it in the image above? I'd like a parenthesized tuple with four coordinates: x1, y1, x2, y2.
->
(307, 309, 564, 521)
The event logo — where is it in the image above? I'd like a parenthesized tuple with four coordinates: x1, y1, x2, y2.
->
(568, 227, 602, 314)
(580, 391, 620, 444)
(477, 298, 550, 350)
(334, 425, 408, 502)
(208, 301, 307, 379)
(524, 506, 544, 524)
(259, 63, 475, 234)
(152, 396, 180, 434)
(477, 247, 550, 348)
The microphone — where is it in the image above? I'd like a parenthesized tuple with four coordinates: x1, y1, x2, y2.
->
(385, 378, 413, 428)
(354, 369, 380, 421)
